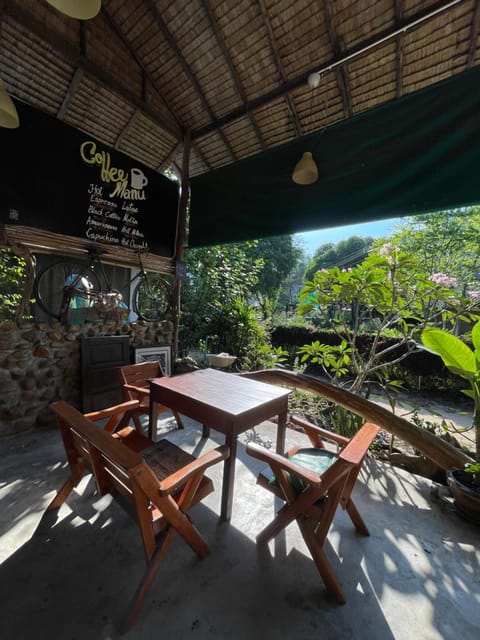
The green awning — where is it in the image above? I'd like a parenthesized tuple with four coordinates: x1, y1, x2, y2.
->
(189, 66, 480, 247)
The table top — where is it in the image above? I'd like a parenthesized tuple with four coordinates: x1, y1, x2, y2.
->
(149, 368, 290, 423)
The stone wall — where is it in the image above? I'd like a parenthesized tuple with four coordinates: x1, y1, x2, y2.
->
(0, 318, 173, 437)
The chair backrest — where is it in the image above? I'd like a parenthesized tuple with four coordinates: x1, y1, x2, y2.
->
(118, 361, 164, 412)
(119, 361, 164, 402)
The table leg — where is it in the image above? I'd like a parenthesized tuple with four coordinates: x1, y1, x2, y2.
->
(148, 401, 158, 441)
(220, 433, 237, 522)
(276, 408, 288, 454)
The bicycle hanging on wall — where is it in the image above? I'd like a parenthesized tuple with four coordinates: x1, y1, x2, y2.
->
(33, 249, 172, 324)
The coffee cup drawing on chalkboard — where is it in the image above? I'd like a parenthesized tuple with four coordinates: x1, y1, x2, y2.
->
(131, 167, 148, 190)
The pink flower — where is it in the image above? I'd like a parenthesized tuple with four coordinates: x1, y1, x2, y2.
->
(379, 243, 400, 256)
(429, 273, 457, 288)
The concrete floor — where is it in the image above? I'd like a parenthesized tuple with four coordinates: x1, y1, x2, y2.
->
(1, 414, 479, 640)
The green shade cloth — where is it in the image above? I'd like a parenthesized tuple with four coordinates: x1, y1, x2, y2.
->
(190, 66, 480, 247)
(270, 447, 337, 493)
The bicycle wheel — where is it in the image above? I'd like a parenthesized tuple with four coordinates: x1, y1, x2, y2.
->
(34, 261, 101, 320)
(133, 273, 172, 322)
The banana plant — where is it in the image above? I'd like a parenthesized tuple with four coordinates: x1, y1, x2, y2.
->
(421, 322, 480, 480)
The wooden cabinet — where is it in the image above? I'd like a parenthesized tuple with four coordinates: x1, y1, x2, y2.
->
(80, 336, 130, 412)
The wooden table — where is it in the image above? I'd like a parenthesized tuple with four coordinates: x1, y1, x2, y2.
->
(149, 368, 291, 521)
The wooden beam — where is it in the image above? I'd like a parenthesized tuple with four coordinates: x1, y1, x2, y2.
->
(57, 67, 84, 120)
(193, 0, 467, 140)
(242, 369, 473, 471)
(467, 0, 480, 68)
(395, 0, 404, 98)
(172, 131, 191, 361)
(101, 5, 181, 130)
(0, 224, 175, 273)
(3, 1, 182, 141)
(114, 109, 140, 149)
(143, 0, 237, 163)
(157, 141, 183, 173)
(200, 0, 266, 150)
(258, 0, 302, 136)
(322, 0, 352, 118)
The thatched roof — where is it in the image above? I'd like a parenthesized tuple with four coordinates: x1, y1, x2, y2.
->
(2, 0, 478, 180)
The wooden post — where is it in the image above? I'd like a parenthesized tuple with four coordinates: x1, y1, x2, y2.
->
(172, 131, 191, 364)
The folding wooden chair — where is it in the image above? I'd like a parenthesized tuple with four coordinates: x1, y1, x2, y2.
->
(118, 361, 185, 436)
(246, 418, 379, 604)
(47, 400, 229, 631)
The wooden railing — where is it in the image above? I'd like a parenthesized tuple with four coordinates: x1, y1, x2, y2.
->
(242, 369, 472, 471)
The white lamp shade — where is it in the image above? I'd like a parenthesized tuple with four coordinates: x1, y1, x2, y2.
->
(45, 0, 101, 20)
(292, 151, 318, 185)
(0, 78, 19, 128)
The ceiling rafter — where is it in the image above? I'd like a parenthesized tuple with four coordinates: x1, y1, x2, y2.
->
(101, 5, 179, 128)
(321, 0, 352, 118)
(258, 0, 302, 137)
(157, 141, 183, 173)
(200, 0, 266, 150)
(143, 0, 237, 163)
(114, 108, 140, 149)
(467, 0, 480, 68)
(157, 139, 212, 177)
(394, 0, 404, 98)
(192, 0, 466, 140)
(102, 4, 211, 172)
(3, 2, 182, 141)
(57, 66, 84, 119)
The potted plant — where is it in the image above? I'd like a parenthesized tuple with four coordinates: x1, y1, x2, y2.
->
(421, 322, 480, 523)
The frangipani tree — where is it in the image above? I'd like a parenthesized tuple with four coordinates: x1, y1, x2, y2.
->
(298, 243, 478, 396)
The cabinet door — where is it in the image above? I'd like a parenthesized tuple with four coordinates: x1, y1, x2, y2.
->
(81, 336, 130, 411)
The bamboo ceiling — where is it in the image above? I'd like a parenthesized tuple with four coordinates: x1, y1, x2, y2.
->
(1, 0, 479, 179)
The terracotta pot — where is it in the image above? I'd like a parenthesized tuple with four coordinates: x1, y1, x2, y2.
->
(447, 469, 480, 525)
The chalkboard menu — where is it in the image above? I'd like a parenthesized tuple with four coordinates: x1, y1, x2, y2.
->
(0, 102, 179, 257)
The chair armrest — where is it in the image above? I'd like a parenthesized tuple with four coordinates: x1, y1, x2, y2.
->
(158, 445, 230, 495)
(123, 383, 150, 398)
(290, 415, 350, 447)
(246, 442, 323, 488)
(339, 422, 379, 465)
(85, 400, 140, 421)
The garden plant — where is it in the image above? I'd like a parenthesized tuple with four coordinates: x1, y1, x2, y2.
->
(296, 242, 480, 435)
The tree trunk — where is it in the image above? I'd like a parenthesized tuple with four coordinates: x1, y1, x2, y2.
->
(242, 369, 472, 471)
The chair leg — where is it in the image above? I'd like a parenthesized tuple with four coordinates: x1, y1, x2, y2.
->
(344, 498, 370, 536)
(298, 517, 346, 604)
(202, 424, 210, 438)
(173, 411, 184, 430)
(46, 457, 86, 511)
(46, 477, 75, 511)
(122, 529, 176, 633)
(256, 502, 299, 546)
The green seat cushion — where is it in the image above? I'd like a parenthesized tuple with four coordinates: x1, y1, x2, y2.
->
(270, 448, 338, 493)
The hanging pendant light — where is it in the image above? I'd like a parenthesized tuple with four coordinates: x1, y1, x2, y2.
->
(0, 78, 19, 128)
(45, 0, 101, 20)
(292, 72, 321, 185)
(292, 152, 318, 185)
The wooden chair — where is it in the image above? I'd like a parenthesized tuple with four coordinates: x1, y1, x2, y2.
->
(47, 400, 229, 632)
(118, 361, 184, 437)
(246, 417, 379, 604)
